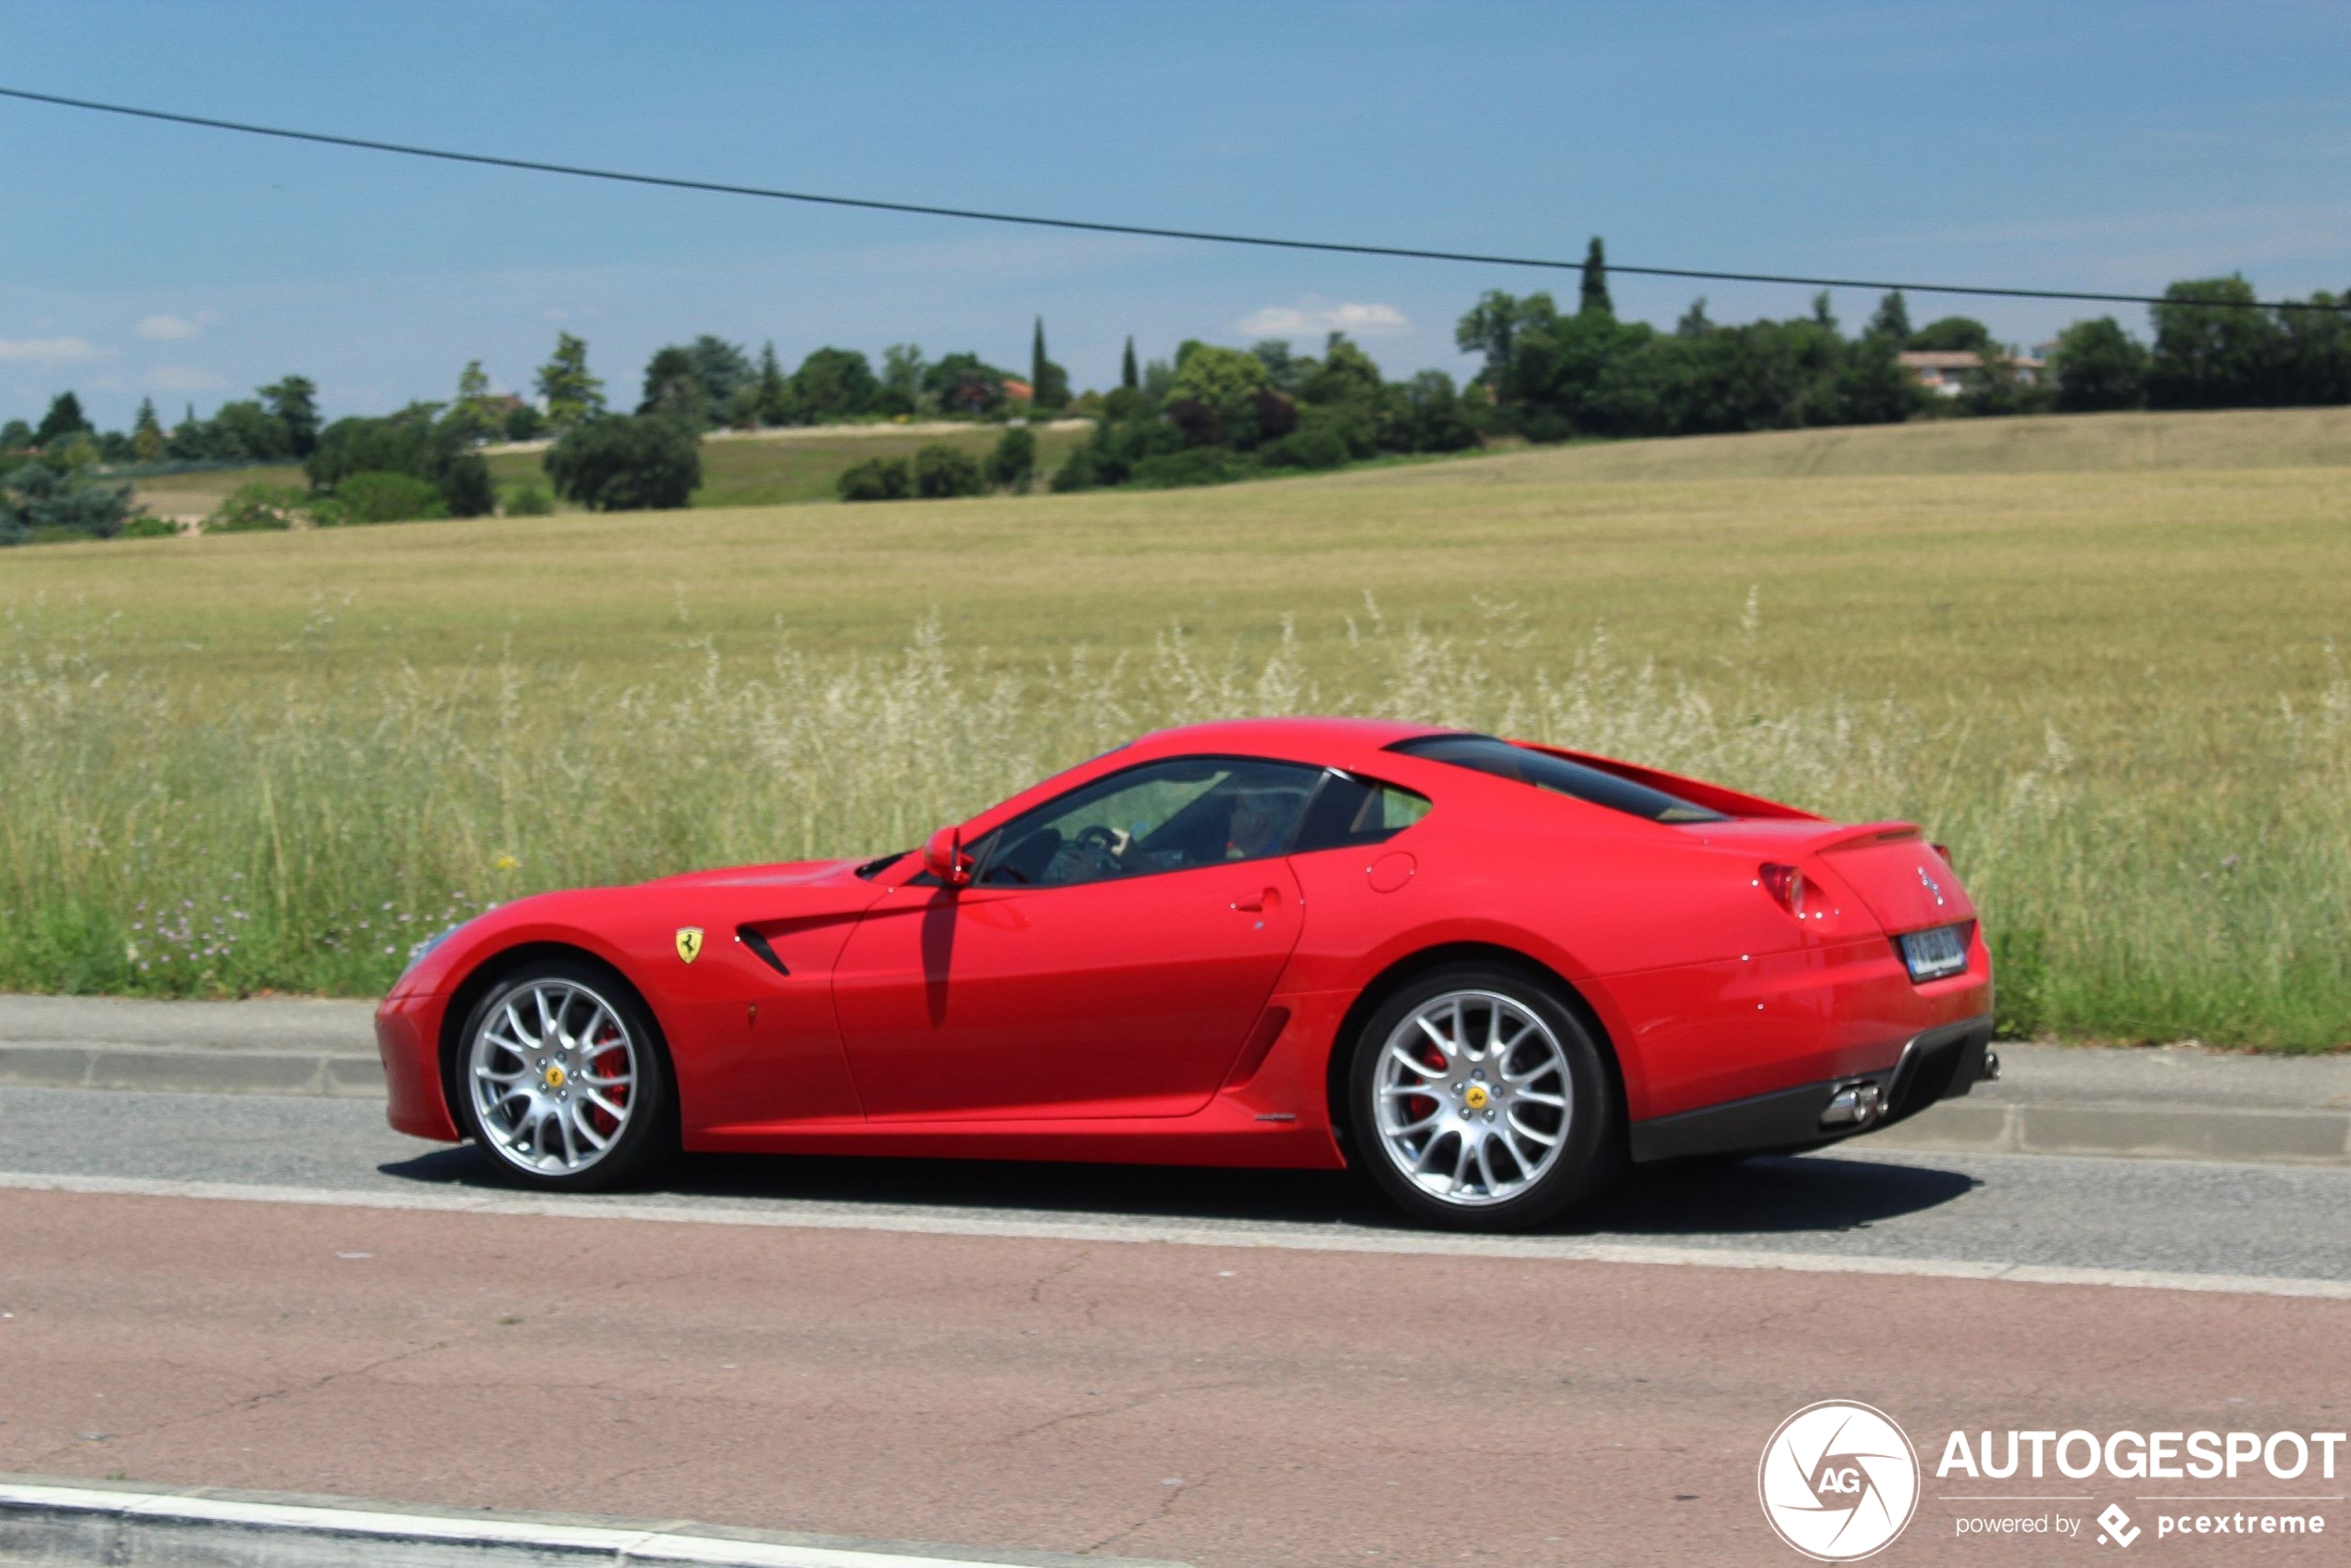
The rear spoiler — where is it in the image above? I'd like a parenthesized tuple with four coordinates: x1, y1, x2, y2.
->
(1506, 740, 1823, 822)
(1802, 821, 1924, 854)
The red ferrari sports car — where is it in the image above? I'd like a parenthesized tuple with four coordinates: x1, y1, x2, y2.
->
(377, 717, 1994, 1230)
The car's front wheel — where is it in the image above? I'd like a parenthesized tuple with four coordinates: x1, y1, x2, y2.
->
(1349, 964, 1616, 1231)
(454, 960, 675, 1191)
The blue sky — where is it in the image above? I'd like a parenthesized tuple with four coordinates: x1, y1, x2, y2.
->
(3, 0, 2347, 429)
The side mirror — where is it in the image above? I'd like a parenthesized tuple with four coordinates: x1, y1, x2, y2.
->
(922, 825, 974, 888)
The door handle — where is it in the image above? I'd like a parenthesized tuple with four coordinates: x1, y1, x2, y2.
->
(1230, 886, 1282, 913)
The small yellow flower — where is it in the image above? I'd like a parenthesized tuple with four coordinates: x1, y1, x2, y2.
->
(493, 853, 520, 872)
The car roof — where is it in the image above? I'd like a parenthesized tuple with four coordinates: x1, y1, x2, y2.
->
(1121, 716, 1447, 768)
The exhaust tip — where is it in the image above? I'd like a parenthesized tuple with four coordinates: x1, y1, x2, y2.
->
(1819, 1078, 1885, 1129)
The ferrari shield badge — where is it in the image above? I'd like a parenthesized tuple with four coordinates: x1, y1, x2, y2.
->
(675, 927, 705, 964)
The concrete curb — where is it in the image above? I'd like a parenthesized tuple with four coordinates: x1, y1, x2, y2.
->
(0, 1477, 1187, 1568)
(1865, 1098, 2351, 1165)
(0, 1043, 383, 1097)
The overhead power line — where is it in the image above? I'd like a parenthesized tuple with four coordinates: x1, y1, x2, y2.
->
(1, 82, 2338, 314)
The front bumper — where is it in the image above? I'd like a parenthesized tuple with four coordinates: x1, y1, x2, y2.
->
(1626, 1014, 1995, 1164)
(376, 989, 462, 1142)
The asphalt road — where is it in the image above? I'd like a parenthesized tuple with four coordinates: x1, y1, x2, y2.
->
(6, 1087, 2350, 1566)
(5, 1086, 2351, 1282)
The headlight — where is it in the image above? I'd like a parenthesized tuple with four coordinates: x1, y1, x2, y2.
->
(400, 925, 461, 977)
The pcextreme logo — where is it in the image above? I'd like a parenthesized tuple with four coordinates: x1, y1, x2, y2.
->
(1760, 1400, 1922, 1562)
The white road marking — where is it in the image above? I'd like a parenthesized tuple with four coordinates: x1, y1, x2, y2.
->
(0, 1480, 1135, 1568)
(4, 1167, 2348, 1301)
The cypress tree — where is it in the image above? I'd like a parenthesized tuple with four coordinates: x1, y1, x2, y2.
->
(1578, 237, 1612, 318)
(1122, 336, 1139, 391)
(1031, 317, 1048, 398)
(132, 397, 165, 461)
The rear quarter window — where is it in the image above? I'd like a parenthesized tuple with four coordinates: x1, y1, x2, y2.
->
(1386, 734, 1726, 824)
(1291, 772, 1432, 853)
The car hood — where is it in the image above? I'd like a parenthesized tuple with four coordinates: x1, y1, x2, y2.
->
(641, 857, 870, 890)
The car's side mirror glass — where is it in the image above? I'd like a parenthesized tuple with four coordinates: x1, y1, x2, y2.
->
(923, 825, 974, 888)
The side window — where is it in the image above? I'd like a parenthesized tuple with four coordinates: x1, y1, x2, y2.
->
(1291, 772, 1432, 854)
(976, 757, 1323, 888)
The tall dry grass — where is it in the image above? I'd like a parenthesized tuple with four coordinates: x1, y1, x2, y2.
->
(4, 598, 2345, 1049)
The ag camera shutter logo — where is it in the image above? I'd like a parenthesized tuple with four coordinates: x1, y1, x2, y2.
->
(1760, 1400, 1921, 1561)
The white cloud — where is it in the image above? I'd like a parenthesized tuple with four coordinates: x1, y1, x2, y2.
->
(1236, 301, 1412, 339)
(142, 365, 227, 392)
(136, 311, 217, 342)
(0, 335, 112, 366)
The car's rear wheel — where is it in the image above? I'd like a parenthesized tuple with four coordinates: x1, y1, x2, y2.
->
(455, 960, 675, 1191)
(1349, 964, 1616, 1231)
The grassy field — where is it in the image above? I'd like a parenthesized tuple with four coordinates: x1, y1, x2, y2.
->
(131, 463, 306, 519)
(125, 422, 1092, 519)
(485, 421, 1093, 509)
(16, 405, 2350, 1049)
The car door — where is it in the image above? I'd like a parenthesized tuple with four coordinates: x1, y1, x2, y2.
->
(831, 756, 1321, 1121)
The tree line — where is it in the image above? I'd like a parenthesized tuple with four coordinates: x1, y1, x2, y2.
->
(6, 248, 2349, 541)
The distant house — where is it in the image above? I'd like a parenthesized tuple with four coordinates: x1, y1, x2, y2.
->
(1000, 378, 1035, 403)
(1897, 350, 2046, 396)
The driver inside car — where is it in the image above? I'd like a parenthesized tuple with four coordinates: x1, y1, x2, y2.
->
(1224, 789, 1287, 861)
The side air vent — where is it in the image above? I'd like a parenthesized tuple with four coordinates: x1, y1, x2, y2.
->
(738, 927, 790, 977)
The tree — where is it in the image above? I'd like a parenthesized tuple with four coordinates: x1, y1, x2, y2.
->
(35, 392, 91, 447)
(1028, 318, 1069, 412)
(1165, 342, 1274, 447)
(755, 342, 791, 425)
(837, 456, 911, 502)
(542, 415, 701, 511)
(1455, 291, 1561, 390)
(2275, 292, 2351, 406)
(2051, 317, 2148, 412)
(534, 332, 605, 429)
(1909, 317, 1995, 355)
(914, 443, 985, 498)
(209, 400, 294, 460)
(989, 426, 1038, 492)
(1674, 298, 1714, 339)
(335, 471, 448, 524)
(1578, 237, 1612, 319)
(131, 399, 165, 462)
(0, 419, 31, 453)
(258, 375, 321, 456)
(639, 345, 702, 422)
(686, 336, 754, 427)
(792, 348, 879, 422)
(878, 343, 925, 416)
(923, 353, 1012, 415)
(1300, 332, 1384, 406)
(1, 451, 137, 539)
(1865, 292, 1912, 342)
(445, 360, 502, 445)
(305, 402, 491, 516)
(1121, 337, 1139, 392)
(2147, 276, 2285, 408)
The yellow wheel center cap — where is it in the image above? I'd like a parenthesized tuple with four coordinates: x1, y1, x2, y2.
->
(1462, 1083, 1491, 1111)
(543, 1064, 567, 1090)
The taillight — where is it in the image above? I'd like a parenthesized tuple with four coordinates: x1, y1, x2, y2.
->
(1756, 862, 1805, 917)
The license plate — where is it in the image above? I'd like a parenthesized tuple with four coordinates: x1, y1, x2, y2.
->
(1898, 924, 1969, 983)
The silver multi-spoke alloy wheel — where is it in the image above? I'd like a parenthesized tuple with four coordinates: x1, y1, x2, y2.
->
(1373, 989, 1574, 1207)
(467, 978, 640, 1176)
